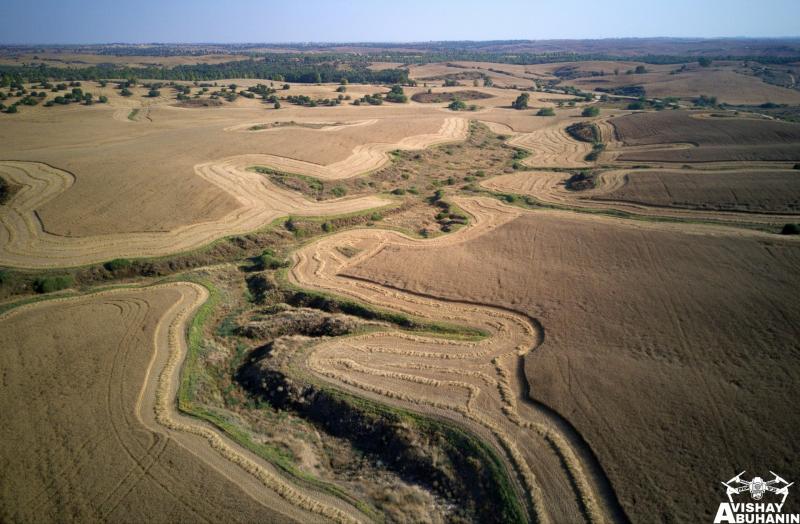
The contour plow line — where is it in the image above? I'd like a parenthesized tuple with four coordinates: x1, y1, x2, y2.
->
(223, 119, 379, 133)
(0, 160, 387, 269)
(507, 123, 594, 168)
(0, 283, 366, 523)
(242, 117, 469, 180)
(288, 197, 625, 524)
(481, 169, 800, 225)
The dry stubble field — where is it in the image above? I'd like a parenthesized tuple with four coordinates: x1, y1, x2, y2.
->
(2, 58, 800, 524)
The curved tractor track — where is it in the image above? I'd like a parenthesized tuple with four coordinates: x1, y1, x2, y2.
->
(0, 282, 367, 523)
(288, 197, 627, 524)
(0, 160, 386, 269)
(482, 169, 800, 226)
(240, 117, 468, 180)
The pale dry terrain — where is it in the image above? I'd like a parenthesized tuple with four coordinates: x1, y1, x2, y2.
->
(0, 283, 363, 524)
(344, 202, 800, 523)
(289, 198, 628, 524)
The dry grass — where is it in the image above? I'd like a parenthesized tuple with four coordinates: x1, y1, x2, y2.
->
(346, 203, 800, 523)
(0, 284, 325, 523)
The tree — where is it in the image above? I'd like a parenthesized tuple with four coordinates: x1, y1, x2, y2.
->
(511, 92, 529, 110)
(314, 72, 322, 84)
(634, 65, 647, 74)
(386, 85, 407, 103)
(274, 101, 281, 109)
(448, 99, 466, 111)
(282, 83, 290, 90)
(120, 88, 132, 97)
(536, 107, 555, 116)
(698, 57, 713, 68)
(5, 104, 17, 113)
(98, 95, 108, 103)
(147, 89, 160, 97)
(581, 106, 599, 117)
(483, 76, 493, 87)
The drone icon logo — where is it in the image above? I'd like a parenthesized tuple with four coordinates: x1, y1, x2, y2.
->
(714, 471, 799, 523)
(722, 471, 793, 505)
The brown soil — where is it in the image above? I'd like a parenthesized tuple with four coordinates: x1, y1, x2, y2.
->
(599, 168, 800, 213)
(344, 204, 800, 523)
(611, 111, 800, 162)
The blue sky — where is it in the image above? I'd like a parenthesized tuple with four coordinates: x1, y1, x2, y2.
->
(2, 0, 799, 44)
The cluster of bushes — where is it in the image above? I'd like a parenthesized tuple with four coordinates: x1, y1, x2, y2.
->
(566, 122, 600, 143)
(253, 248, 290, 270)
(384, 85, 408, 103)
(32, 275, 74, 294)
(564, 171, 597, 191)
(286, 94, 343, 107)
(584, 143, 606, 161)
(447, 98, 478, 111)
(536, 107, 555, 116)
(354, 93, 383, 106)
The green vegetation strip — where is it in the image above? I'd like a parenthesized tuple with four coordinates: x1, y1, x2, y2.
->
(173, 276, 382, 520)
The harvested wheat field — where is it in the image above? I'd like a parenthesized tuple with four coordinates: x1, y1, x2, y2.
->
(4, 34, 800, 524)
(0, 160, 386, 268)
(482, 169, 800, 225)
(0, 283, 362, 524)
(343, 199, 800, 522)
(610, 111, 800, 163)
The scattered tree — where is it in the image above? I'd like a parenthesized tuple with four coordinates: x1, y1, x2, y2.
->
(511, 92, 529, 110)
(581, 106, 600, 117)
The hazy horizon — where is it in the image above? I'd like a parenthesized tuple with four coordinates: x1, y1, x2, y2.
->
(2, 0, 799, 45)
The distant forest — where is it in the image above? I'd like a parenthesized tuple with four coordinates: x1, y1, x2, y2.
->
(1, 45, 799, 83)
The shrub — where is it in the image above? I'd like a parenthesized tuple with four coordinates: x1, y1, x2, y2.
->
(781, 223, 800, 235)
(33, 275, 74, 294)
(627, 101, 645, 110)
(321, 221, 334, 233)
(448, 99, 466, 111)
(511, 93, 529, 110)
(255, 249, 290, 270)
(793, 163, 800, 170)
(391, 188, 406, 195)
(581, 106, 600, 117)
(103, 258, 132, 271)
(370, 212, 382, 221)
(147, 89, 160, 97)
(330, 186, 347, 197)
(536, 107, 555, 116)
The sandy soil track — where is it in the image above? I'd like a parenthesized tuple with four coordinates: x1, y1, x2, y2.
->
(0, 160, 387, 269)
(482, 169, 800, 225)
(288, 197, 627, 524)
(243, 117, 468, 180)
(0, 283, 366, 523)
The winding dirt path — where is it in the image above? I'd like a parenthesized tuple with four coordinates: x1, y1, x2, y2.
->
(288, 197, 627, 524)
(0, 161, 386, 269)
